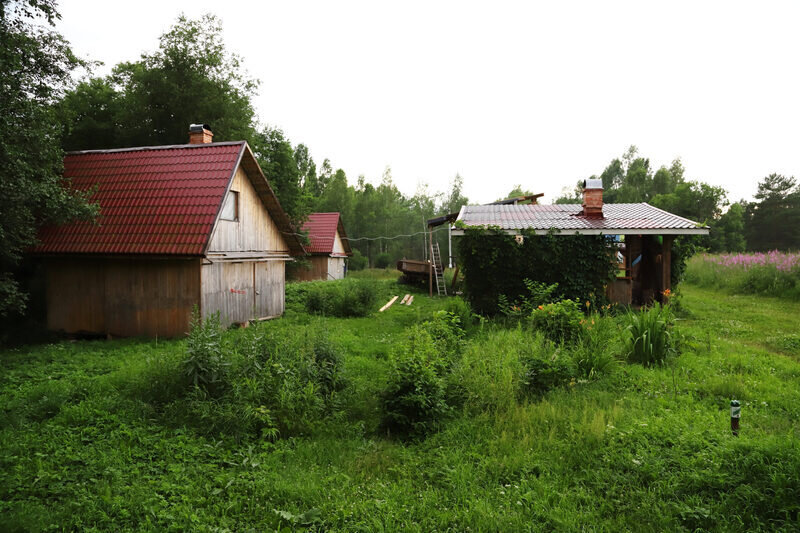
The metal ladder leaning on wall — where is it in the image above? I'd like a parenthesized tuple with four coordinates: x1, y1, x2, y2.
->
(431, 242, 447, 296)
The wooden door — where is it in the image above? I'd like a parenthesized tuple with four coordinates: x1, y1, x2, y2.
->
(255, 261, 285, 319)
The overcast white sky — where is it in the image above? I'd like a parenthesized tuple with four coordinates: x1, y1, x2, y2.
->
(57, 1, 800, 205)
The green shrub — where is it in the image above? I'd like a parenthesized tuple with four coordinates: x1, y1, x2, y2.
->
(183, 310, 227, 394)
(382, 325, 450, 438)
(572, 314, 620, 378)
(530, 299, 584, 344)
(519, 342, 575, 396)
(304, 279, 379, 317)
(443, 297, 474, 331)
(181, 322, 345, 439)
(420, 311, 465, 364)
(348, 249, 367, 271)
(498, 279, 559, 319)
(625, 303, 674, 366)
(375, 252, 392, 269)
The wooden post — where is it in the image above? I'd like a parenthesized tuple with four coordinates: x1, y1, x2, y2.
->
(429, 226, 434, 297)
(451, 264, 459, 293)
(429, 260, 433, 297)
(661, 235, 674, 300)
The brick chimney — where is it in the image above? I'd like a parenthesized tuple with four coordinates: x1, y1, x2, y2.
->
(189, 123, 213, 144)
(581, 178, 604, 218)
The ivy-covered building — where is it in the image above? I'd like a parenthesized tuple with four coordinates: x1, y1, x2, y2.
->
(451, 180, 709, 312)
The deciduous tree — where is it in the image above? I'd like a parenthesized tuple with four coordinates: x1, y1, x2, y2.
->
(0, 0, 98, 316)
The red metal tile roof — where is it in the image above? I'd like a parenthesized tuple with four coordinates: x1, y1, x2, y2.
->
(455, 203, 709, 234)
(301, 213, 352, 255)
(35, 142, 247, 255)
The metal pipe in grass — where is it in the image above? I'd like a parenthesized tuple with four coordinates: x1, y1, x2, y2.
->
(730, 400, 741, 436)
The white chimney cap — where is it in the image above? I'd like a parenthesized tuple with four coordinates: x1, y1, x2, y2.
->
(583, 178, 603, 189)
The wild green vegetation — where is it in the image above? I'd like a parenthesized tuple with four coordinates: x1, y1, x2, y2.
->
(458, 229, 616, 315)
(2, 276, 799, 531)
(685, 252, 800, 300)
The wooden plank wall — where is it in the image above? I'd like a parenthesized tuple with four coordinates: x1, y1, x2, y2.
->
(207, 166, 289, 254)
(292, 256, 328, 281)
(328, 257, 345, 280)
(201, 261, 254, 326)
(256, 261, 285, 318)
(46, 257, 201, 337)
(332, 231, 346, 255)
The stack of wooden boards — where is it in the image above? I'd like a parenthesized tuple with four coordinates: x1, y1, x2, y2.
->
(379, 294, 413, 312)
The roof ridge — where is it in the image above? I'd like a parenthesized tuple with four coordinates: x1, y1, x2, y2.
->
(66, 141, 246, 156)
(642, 202, 708, 228)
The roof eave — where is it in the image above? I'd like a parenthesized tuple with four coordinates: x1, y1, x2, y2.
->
(450, 227, 710, 236)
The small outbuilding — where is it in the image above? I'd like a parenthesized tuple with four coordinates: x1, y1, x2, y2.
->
(33, 125, 304, 337)
(450, 180, 710, 306)
(292, 212, 352, 281)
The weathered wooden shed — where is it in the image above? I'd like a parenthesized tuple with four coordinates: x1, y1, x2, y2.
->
(450, 180, 710, 306)
(33, 125, 304, 337)
(292, 212, 352, 281)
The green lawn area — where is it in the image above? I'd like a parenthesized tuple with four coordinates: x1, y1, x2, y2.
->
(1, 282, 799, 531)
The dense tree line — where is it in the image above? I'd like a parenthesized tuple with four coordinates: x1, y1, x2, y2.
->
(556, 146, 799, 253)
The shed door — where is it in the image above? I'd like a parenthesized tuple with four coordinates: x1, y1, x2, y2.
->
(255, 261, 284, 318)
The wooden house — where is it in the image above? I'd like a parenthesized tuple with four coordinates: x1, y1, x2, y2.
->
(292, 212, 352, 281)
(32, 125, 305, 337)
(450, 180, 710, 306)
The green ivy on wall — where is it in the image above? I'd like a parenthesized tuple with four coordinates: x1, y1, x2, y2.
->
(456, 228, 618, 315)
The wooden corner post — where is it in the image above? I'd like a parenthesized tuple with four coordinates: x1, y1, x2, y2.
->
(661, 235, 674, 300)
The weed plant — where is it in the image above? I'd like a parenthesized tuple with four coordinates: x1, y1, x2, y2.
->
(530, 299, 584, 344)
(299, 278, 381, 317)
(183, 310, 227, 393)
(625, 303, 674, 366)
(381, 311, 465, 437)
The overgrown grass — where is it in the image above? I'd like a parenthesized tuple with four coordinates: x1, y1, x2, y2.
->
(1, 282, 799, 530)
(685, 251, 800, 300)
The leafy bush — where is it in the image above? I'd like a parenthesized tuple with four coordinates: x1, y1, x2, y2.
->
(375, 252, 392, 269)
(443, 297, 474, 331)
(530, 299, 584, 344)
(625, 303, 674, 366)
(498, 279, 559, 318)
(348, 249, 367, 271)
(421, 310, 465, 364)
(183, 310, 227, 394)
(519, 342, 575, 396)
(304, 279, 379, 317)
(382, 324, 451, 438)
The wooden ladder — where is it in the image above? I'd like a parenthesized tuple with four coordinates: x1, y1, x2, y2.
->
(431, 242, 447, 296)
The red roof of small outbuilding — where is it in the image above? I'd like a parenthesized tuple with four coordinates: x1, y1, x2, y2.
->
(34, 142, 304, 256)
(301, 213, 352, 256)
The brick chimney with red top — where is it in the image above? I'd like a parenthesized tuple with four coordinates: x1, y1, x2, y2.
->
(581, 178, 604, 218)
(189, 123, 213, 144)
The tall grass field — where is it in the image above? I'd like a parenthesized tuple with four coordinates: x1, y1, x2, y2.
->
(1, 275, 799, 531)
(685, 251, 800, 300)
